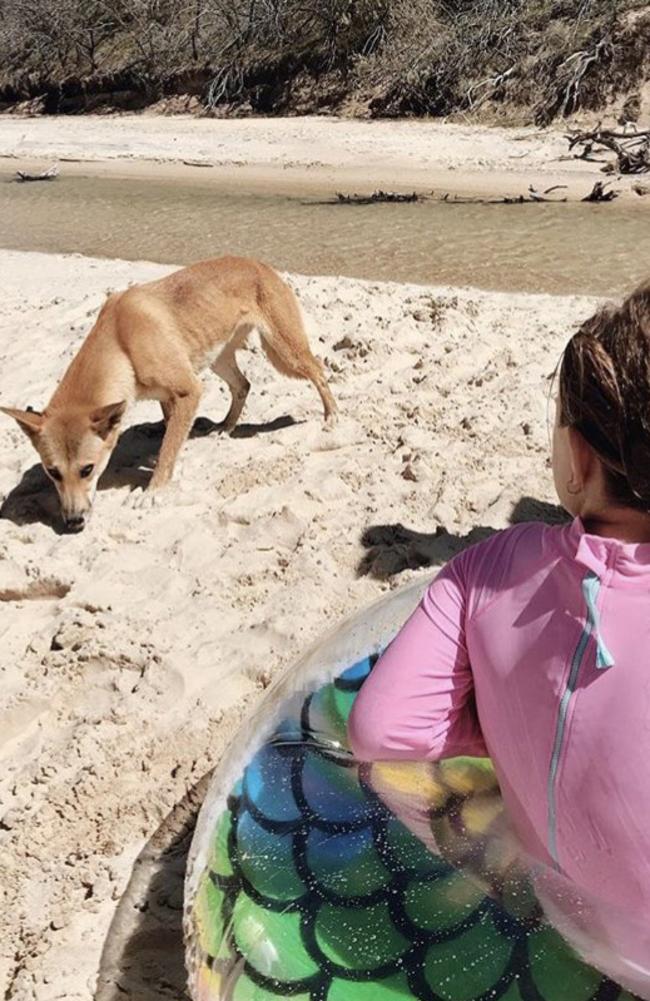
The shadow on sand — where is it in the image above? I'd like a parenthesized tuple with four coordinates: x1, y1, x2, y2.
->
(96, 772, 213, 1001)
(357, 496, 569, 579)
(0, 414, 299, 534)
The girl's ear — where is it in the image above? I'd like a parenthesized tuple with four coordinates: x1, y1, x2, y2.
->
(567, 427, 598, 492)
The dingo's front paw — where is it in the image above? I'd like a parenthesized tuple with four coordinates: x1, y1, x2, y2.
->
(126, 486, 166, 510)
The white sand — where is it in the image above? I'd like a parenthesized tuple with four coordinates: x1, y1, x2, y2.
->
(0, 247, 603, 999)
(0, 114, 642, 201)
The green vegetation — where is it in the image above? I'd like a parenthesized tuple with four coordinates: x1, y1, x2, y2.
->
(0, 0, 649, 121)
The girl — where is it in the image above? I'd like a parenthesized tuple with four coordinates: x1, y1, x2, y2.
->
(349, 284, 650, 997)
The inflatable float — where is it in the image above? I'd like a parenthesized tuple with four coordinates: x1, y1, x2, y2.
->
(184, 580, 637, 1001)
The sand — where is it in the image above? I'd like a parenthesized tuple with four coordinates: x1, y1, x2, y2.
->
(0, 245, 603, 1000)
(0, 114, 645, 202)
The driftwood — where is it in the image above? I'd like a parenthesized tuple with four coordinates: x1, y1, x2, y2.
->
(334, 190, 422, 205)
(15, 164, 59, 182)
(440, 185, 568, 205)
(582, 180, 618, 202)
(527, 184, 568, 203)
(328, 181, 616, 209)
(182, 159, 214, 168)
(565, 124, 650, 174)
(439, 181, 621, 205)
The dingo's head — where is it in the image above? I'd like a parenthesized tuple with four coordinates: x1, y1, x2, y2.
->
(1, 401, 126, 531)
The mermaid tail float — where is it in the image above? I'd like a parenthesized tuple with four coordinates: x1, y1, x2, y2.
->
(184, 582, 639, 1001)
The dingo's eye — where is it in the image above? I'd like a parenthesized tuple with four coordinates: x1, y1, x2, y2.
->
(79, 464, 94, 479)
(47, 467, 62, 482)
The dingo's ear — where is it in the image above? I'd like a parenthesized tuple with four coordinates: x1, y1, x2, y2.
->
(0, 406, 44, 440)
(90, 401, 127, 439)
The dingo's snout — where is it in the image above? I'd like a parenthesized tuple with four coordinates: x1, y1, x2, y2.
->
(59, 489, 93, 532)
(62, 511, 87, 532)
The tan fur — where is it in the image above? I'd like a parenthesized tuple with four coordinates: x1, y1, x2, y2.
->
(1, 256, 336, 530)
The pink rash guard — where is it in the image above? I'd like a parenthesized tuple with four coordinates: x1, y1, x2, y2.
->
(348, 518, 650, 991)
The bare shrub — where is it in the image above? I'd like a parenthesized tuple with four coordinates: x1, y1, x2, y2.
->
(0, 0, 648, 119)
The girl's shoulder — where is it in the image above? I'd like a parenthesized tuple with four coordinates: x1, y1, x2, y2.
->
(455, 519, 557, 572)
(447, 520, 567, 612)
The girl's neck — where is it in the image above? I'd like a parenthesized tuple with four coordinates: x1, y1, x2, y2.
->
(582, 508, 650, 545)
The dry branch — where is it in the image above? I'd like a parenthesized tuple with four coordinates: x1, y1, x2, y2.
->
(527, 184, 568, 203)
(334, 190, 422, 205)
(582, 180, 618, 202)
(439, 183, 619, 205)
(15, 164, 59, 182)
(558, 40, 611, 117)
(565, 124, 650, 174)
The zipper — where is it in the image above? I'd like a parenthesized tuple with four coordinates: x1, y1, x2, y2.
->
(546, 571, 614, 867)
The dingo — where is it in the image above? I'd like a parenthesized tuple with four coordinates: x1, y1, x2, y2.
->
(2, 256, 336, 531)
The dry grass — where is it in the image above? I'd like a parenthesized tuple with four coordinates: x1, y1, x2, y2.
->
(0, 0, 649, 121)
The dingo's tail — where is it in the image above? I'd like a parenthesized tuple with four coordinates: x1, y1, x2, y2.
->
(256, 277, 337, 423)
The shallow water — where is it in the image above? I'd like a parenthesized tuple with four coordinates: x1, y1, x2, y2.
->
(2, 172, 649, 295)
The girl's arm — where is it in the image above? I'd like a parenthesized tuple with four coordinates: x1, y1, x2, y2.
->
(348, 557, 487, 761)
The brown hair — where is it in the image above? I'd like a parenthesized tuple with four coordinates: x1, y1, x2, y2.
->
(559, 282, 650, 511)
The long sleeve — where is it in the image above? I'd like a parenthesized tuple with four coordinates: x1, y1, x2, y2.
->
(348, 558, 487, 761)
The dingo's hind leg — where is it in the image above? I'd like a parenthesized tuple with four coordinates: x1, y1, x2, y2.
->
(211, 343, 251, 434)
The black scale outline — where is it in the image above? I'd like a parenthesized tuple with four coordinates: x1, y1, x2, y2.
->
(201, 660, 626, 1001)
